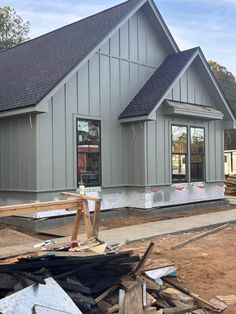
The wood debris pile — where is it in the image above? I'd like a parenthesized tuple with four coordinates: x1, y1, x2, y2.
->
(225, 174, 236, 195)
(0, 239, 228, 314)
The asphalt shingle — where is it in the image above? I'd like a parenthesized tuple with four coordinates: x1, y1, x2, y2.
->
(119, 47, 199, 119)
(0, 0, 140, 112)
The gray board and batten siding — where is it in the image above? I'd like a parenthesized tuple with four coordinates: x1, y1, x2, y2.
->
(36, 9, 167, 192)
(0, 115, 37, 192)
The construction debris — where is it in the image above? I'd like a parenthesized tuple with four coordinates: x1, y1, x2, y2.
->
(0, 239, 228, 314)
(0, 195, 231, 313)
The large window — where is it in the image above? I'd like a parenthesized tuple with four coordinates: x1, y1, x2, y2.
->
(172, 126, 188, 183)
(77, 119, 101, 187)
(190, 127, 205, 182)
(171, 125, 205, 183)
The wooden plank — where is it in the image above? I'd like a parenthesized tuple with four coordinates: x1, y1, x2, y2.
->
(82, 200, 93, 239)
(171, 224, 230, 250)
(92, 199, 102, 237)
(124, 280, 143, 314)
(61, 192, 101, 202)
(132, 242, 154, 278)
(95, 286, 118, 303)
(0, 199, 83, 217)
(163, 278, 222, 312)
(71, 209, 83, 242)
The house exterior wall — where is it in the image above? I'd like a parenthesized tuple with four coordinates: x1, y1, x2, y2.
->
(166, 62, 215, 108)
(36, 8, 167, 192)
(0, 114, 37, 192)
(145, 110, 225, 187)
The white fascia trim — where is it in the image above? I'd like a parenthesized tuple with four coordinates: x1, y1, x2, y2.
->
(119, 115, 152, 123)
(147, 0, 179, 53)
(147, 49, 200, 119)
(168, 109, 224, 120)
(0, 105, 42, 119)
(197, 50, 236, 125)
(35, 0, 148, 110)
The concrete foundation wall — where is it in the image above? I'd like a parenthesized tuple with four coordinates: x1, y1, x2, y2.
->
(0, 182, 224, 218)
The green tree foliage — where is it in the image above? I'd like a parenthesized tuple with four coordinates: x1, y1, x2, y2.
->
(209, 60, 236, 149)
(0, 6, 30, 52)
(209, 61, 236, 109)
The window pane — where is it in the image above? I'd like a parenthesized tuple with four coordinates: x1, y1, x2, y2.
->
(77, 119, 101, 186)
(172, 126, 187, 153)
(78, 153, 100, 186)
(172, 154, 187, 182)
(190, 127, 205, 181)
(191, 154, 204, 181)
(190, 127, 204, 154)
(78, 120, 100, 149)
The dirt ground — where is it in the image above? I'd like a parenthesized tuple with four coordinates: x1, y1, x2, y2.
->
(0, 207, 235, 313)
(125, 226, 236, 314)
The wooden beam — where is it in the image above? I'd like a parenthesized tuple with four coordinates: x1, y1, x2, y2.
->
(171, 223, 230, 250)
(0, 199, 83, 217)
(92, 199, 102, 237)
(71, 209, 83, 242)
(82, 200, 93, 239)
(61, 192, 101, 202)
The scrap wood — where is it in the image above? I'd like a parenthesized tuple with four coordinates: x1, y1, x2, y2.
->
(131, 242, 154, 279)
(216, 295, 236, 305)
(171, 223, 230, 250)
(107, 304, 120, 313)
(95, 285, 118, 303)
(209, 298, 228, 311)
(140, 274, 161, 291)
(160, 287, 194, 306)
(124, 279, 143, 314)
(163, 278, 223, 312)
(162, 305, 199, 314)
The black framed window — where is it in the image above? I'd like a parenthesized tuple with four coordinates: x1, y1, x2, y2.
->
(190, 127, 205, 182)
(172, 125, 188, 183)
(77, 119, 101, 187)
(171, 125, 205, 183)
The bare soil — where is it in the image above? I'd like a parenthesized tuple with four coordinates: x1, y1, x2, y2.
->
(125, 226, 236, 314)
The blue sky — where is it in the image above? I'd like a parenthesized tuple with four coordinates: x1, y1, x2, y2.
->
(1, 0, 236, 74)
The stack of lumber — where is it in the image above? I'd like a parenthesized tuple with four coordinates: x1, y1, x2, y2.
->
(225, 174, 236, 195)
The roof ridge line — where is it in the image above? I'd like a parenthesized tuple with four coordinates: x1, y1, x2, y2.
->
(0, 0, 140, 56)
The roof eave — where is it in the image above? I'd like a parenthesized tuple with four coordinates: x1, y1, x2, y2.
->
(119, 114, 154, 123)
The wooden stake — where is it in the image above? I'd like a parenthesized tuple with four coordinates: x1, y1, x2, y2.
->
(71, 209, 83, 242)
(82, 200, 93, 239)
(92, 199, 102, 237)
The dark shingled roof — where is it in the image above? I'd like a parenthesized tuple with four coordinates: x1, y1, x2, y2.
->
(0, 0, 140, 112)
(119, 47, 199, 119)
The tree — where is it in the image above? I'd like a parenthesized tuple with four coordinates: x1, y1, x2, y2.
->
(209, 60, 236, 150)
(0, 6, 30, 52)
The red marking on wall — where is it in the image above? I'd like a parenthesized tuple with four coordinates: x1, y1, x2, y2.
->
(175, 187, 185, 191)
(196, 185, 205, 189)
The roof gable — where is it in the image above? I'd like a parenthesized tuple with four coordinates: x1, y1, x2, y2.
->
(119, 47, 198, 119)
(0, 0, 141, 112)
(119, 47, 236, 124)
(0, 0, 179, 114)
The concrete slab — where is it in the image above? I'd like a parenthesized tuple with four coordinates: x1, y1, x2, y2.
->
(98, 208, 236, 244)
